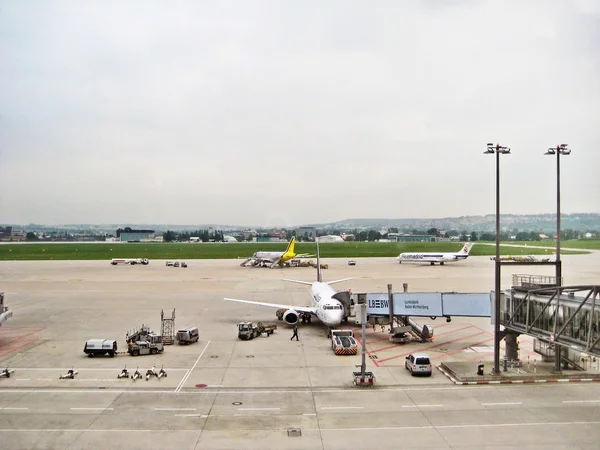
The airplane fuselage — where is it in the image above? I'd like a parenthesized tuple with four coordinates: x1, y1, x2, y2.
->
(310, 282, 344, 327)
(397, 252, 469, 264)
(253, 250, 295, 263)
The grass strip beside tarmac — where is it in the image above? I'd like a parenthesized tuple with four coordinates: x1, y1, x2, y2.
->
(0, 240, 592, 261)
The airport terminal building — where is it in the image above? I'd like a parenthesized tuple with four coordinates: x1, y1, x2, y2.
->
(118, 229, 155, 242)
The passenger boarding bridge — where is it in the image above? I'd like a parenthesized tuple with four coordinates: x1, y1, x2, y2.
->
(500, 275, 600, 360)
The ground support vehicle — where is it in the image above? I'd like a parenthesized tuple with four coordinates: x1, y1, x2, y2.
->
(127, 339, 164, 356)
(388, 325, 413, 344)
(353, 371, 376, 386)
(111, 258, 149, 265)
(331, 329, 358, 355)
(405, 353, 432, 376)
(176, 327, 199, 345)
(1, 366, 15, 378)
(84, 339, 118, 357)
(237, 322, 277, 340)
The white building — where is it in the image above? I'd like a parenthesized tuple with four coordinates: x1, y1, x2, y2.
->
(317, 235, 344, 243)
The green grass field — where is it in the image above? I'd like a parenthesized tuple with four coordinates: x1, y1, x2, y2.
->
(0, 240, 592, 261)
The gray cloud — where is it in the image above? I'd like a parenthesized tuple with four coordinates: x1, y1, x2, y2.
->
(1, 0, 599, 226)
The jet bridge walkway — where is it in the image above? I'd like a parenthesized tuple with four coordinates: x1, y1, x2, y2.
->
(500, 275, 600, 358)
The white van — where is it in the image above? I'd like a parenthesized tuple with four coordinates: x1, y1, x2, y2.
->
(84, 339, 118, 357)
(176, 327, 199, 345)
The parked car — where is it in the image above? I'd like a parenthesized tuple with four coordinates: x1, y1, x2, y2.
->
(348, 260, 356, 266)
(181, 262, 187, 268)
(166, 261, 175, 266)
(405, 353, 432, 376)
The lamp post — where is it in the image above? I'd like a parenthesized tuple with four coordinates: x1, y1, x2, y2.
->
(485, 142, 511, 375)
(544, 144, 570, 373)
(544, 144, 570, 286)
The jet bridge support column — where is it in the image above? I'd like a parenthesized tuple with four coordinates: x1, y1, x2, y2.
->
(387, 284, 393, 332)
(353, 303, 375, 386)
(504, 332, 520, 366)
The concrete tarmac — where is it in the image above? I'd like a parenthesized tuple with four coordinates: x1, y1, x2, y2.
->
(1, 252, 600, 449)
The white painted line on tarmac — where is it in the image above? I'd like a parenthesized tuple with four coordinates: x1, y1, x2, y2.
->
(238, 407, 280, 411)
(16, 379, 30, 381)
(70, 408, 114, 411)
(4, 421, 600, 433)
(562, 400, 600, 404)
(174, 370, 190, 392)
(317, 420, 600, 431)
(303, 413, 317, 416)
(401, 404, 443, 408)
(174, 414, 207, 417)
(175, 340, 210, 393)
(321, 406, 364, 410)
(481, 402, 522, 406)
(154, 408, 197, 411)
(2, 407, 29, 410)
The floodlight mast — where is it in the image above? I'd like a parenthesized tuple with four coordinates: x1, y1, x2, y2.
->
(484, 142, 511, 375)
(544, 144, 570, 373)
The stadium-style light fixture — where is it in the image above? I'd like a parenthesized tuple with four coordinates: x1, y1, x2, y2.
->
(485, 143, 511, 155)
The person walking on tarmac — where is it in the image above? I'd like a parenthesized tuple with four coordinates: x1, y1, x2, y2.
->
(290, 325, 299, 341)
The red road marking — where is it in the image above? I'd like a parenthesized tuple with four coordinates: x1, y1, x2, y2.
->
(369, 325, 474, 354)
(433, 335, 495, 359)
(378, 330, 488, 364)
(354, 336, 380, 368)
(0, 327, 44, 357)
(0, 338, 39, 357)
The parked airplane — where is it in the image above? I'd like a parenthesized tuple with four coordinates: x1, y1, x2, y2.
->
(397, 243, 474, 265)
(239, 237, 314, 268)
(225, 242, 353, 328)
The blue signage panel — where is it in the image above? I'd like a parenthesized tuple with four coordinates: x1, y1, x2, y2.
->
(366, 293, 391, 315)
(392, 293, 443, 317)
(441, 293, 491, 317)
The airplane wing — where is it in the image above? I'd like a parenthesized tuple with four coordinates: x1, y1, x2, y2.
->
(223, 298, 317, 314)
(326, 277, 355, 285)
(281, 278, 313, 286)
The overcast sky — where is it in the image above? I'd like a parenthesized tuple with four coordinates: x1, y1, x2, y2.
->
(1, 0, 599, 227)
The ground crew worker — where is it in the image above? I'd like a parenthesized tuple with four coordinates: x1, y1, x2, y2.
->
(290, 325, 299, 341)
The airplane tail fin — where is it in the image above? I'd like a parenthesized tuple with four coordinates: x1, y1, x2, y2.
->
(460, 243, 475, 254)
(284, 237, 296, 254)
(316, 239, 323, 283)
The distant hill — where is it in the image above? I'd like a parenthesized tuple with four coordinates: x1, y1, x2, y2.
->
(306, 213, 600, 233)
(3, 213, 599, 233)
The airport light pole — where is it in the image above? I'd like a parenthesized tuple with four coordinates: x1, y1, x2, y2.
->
(545, 144, 570, 373)
(485, 142, 511, 375)
(544, 144, 570, 286)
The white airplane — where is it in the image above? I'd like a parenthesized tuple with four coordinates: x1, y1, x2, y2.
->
(225, 242, 353, 328)
(397, 242, 474, 265)
(239, 236, 314, 268)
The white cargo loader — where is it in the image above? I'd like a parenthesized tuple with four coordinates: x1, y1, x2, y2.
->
(84, 339, 118, 357)
(110, 258, 149, 265)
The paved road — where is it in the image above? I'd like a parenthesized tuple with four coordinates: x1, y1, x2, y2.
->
(1, 258, 599, 449)
(1, 384, 600, 449)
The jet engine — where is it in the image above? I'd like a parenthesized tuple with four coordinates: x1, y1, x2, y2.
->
(282, 309, 299, 325)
